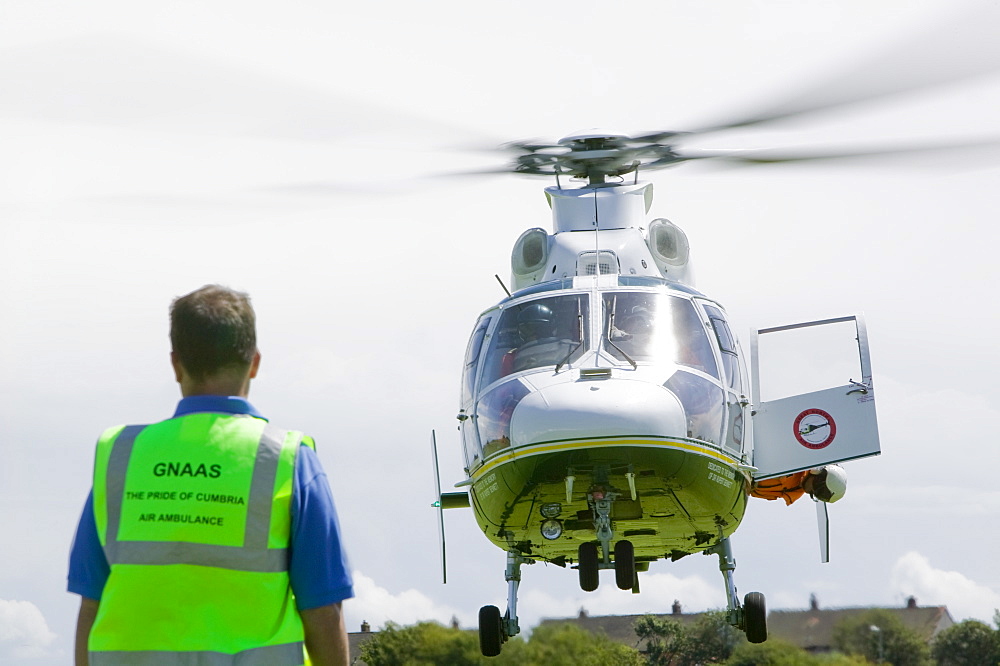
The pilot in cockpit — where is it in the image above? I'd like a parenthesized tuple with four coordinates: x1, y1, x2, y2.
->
(609, 305, 654, 360)
(510, 303, 577, 373)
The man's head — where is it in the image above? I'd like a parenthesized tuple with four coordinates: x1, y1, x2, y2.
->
(517, 303, 556, 342)
(169, 285, 260, 396)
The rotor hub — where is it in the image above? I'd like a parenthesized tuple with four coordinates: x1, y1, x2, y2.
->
(507, 130, 686, 184)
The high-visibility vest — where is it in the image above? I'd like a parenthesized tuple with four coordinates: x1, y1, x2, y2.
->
(90, 413, 312, 665)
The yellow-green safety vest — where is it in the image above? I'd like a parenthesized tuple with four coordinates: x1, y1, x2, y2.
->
(90, 413, 313, 665)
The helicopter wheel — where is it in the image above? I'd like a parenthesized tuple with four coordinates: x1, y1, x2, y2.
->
(479, 605, 504, 657)
(578, 542, 599, 592)
(744, 592, 767, 644)
(614, 540, 635, 591)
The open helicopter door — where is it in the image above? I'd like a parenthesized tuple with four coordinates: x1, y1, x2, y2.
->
(750, 315, 880, 479)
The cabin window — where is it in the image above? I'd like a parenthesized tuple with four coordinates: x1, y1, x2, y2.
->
(462, 416, 483, 468)
(703, 304, 741, 393)
(664, 370, 726, 445)
(462, 316, 492, 405)
(601, 292, 719, 379)
(476, 380, 530, 457)
(479, 294, 590, 388)
(726, 391, 744, 452)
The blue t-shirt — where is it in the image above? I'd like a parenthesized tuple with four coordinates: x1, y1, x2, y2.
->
(67, 396, 353, 610)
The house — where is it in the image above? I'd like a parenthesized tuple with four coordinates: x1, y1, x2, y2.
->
(539, 596, 954, 654)
(537, 600, 707, 652)
(348, 620, 377, 665)
(767, 595, 954, 653)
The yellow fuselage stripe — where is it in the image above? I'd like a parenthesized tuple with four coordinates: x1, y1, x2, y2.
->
(471, 437, 739, 481)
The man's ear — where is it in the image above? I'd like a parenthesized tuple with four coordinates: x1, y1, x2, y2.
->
(249, 350, 261, 379)
(171, 351, 184, 383)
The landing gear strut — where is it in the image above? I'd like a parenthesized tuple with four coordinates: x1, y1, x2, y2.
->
(577, 481, 639, 593)
(479, 547, 532, 657)
(708, 536, 767, 643)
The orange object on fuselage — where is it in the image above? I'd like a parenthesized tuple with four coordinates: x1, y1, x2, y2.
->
(750, 471, 808, 505)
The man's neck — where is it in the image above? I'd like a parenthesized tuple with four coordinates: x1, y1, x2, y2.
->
(180, 378, 250, 398)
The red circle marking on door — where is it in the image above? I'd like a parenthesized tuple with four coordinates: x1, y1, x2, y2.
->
(793, 408, 836, 450)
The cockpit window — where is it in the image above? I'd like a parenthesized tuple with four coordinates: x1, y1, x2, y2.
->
(461, 316, 492, 405)
(480, 294, 590, 387)
(602, 292, 719, 378)
(703, 304, 741, 393)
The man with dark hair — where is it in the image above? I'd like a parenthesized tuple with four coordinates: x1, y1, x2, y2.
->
(169, 285, 259, 381)
(69, 285, 353, 665)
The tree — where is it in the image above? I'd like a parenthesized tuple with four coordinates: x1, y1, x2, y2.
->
(930, 619, 1000, 666)
(495, 622, 644, 666)
(726, 639, 821, 666)
(359, 621, 487, 666)
(831, 610, 931, 666)
(683, 611, 742, 664)
(634, 612, 741, 665)
(358, 620, 644, 666)
(635, 614, 689, 665)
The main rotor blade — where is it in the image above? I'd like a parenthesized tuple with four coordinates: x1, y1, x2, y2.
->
(0, 34, 483, 146)
(688, 1, 1000, 136)
(677, 137, 1000, 168)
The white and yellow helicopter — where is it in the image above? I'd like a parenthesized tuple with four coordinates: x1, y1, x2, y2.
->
(431, 129, 885, 657)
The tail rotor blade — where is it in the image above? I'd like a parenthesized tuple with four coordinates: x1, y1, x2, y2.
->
(431, 430, 448, 584)
(815, 499, 830, 564)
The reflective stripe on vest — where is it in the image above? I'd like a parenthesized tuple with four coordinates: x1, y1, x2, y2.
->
(91, 642, 303, 666)
(90, 415, 309, 663)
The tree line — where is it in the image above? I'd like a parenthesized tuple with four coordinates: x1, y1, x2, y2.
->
(358, 609, 1000, 665)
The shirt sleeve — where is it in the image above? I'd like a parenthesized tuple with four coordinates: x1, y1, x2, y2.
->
(289, 443, 354, 610)
(67, 491, 110, 600)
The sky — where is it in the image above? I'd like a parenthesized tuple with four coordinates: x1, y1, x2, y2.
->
(2, 0, 999, 662)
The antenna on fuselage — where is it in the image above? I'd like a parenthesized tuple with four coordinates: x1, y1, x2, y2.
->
(495, 274, 512, 298)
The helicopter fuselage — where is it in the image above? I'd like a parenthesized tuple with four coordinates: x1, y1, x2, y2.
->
(459, 274, 752, 567)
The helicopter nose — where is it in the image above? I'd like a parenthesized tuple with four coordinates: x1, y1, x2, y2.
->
(509, 378, 687, 446)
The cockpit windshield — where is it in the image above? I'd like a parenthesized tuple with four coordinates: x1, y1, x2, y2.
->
(480, 294, 590, 388)
(602, 292, 719, 378)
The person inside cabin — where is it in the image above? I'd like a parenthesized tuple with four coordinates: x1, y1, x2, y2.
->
(510, 303, 577, 373)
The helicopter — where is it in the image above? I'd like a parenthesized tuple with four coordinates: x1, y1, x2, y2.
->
(429, 128, 889, 656)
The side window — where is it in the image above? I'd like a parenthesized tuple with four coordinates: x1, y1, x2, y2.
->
(726, 392, 744, 452)
(462, 316, 491, 405)
(704, 304, 741, 393)
(477, 381, 530, 458)
(664, 370, 725, 445)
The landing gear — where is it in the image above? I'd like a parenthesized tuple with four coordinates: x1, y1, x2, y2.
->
(578, 539, 636, 592)
(614, 540, 635, 591)
(479, 547, 532, 657)
(578, 479, 638, 593)
(478, 605, 502, 657)
(578, 542, 599, 592)
(708, 536, 768, 643)
(744, 591, 767, 644)
(592, 489, 615, 570)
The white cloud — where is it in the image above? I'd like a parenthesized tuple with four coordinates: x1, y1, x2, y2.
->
(890, 552, 1000, 622)
(344, 571, 477, 632)
(0, 599, 58, 661)
(343, 570, 722, 635)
